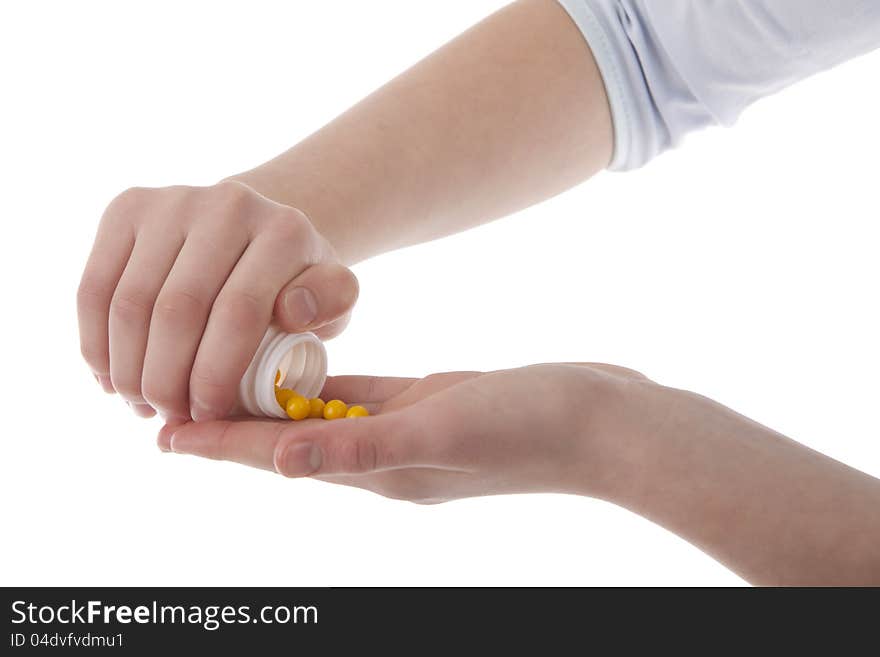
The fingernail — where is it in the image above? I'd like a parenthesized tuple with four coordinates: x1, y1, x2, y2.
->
(190, 398, 219, 423)
(97, 374, 116, 394)
(169, 432, 195, 454)
(168, 433, 183, 452)
(158, 418, 187, 452)
(279, 442, 322, 477)
(283, 287, 318, 330)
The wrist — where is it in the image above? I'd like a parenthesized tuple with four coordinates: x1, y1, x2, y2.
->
(566, 366, 683, 503)
(220, 169, 362, 265)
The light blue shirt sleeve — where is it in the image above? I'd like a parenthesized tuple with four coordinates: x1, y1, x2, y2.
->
(557, 0, 880, 170)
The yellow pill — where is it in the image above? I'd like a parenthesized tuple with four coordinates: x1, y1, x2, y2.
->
(346, 405, 369, 418)
(308, 398, 326, 419)
(285, 395, 311, 421)
(275, 387, 297, 408)
(323, 399, 348, 420)
(275, 369, 281, 385)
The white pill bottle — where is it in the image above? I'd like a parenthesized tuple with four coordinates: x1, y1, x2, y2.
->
(235, 325, 327, 419)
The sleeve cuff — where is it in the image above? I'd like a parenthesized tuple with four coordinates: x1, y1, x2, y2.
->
(557, 0, 634, 170)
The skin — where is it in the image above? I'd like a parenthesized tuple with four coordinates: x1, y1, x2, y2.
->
(227, 0, 613, 264)
(79, 0, 880, 583)
(162, 365, 880, 586)
(77, 0, 610, 421)
(78, 182, 358, 421)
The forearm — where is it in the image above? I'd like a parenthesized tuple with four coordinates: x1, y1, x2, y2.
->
(599, 387, 880, 586)
(227, 0, 612, 264)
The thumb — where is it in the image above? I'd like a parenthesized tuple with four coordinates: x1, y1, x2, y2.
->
(273, 412, 422, 477)
(274, 262, 359, 334)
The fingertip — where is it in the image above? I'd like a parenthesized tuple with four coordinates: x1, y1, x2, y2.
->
(168, 420, 232, 458)
(274, 263, 358, 333)
(271, 420, 329, 475)
(168, 430, 189, 454)
(128, 401, 157, 419)
(157, 419, 187, 452)
(312, 313, 351, 341)
(189, 396, 225, 424)
(97, 374, 116, 394)
(279, 286, 318, 332)
(274, 440, 322, 478)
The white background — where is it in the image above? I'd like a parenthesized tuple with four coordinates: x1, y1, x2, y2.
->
(1, 0, 878, 587)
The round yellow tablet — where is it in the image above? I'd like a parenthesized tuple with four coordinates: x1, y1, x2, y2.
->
(285, 395, 311, 421)
(323, 399, 348, 420)
(275, 369, 282, 385)
(308, 398, 326, 419)
(275, 387, 296, 409)
(346, 405, 369, 418)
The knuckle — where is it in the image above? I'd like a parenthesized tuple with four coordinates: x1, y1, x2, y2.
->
(189, 362, 236, 414)
(103, 186, 150, 222)
(110, 186, 149, 208)
(212, 289, 266, 332)
(79, 342, 108, 373)
(274, 427, 306, 476)
(422, 372, 451, 389)
(264, 211, 311, 244)
(338, 437, 379, 474)
(140, 385, 168, 411)
(211, 422, 238, 461)
(110, 289, 155, 324)
(212, 179, 253, 202)
(141, 378, 185, 416)
(582, 368, 620, 398)
(358, 438, 380, 473)
(76, 275, 113, 311)
(325, 266, 359, 310)
(104, 186, 191, 232)
(112, 377, 144, 402)
(153, 288, 208, 327)
(160, 185, 196, 206)
(204, 182, 255, 226)
(189, 362, 227, 392)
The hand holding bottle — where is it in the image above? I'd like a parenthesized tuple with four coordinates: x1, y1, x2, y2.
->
(77, 181, 358, 421)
